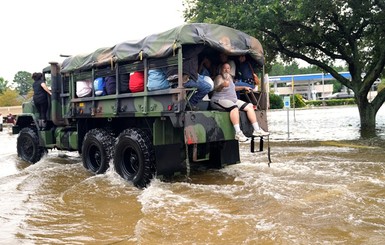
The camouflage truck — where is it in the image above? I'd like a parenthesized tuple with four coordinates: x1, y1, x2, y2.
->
(13, 23, 269, 188)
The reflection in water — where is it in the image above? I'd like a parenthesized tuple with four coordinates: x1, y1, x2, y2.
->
(0, 106, 384, 244)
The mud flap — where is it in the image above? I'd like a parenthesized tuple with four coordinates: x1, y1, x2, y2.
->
(154, 143, 185, 176)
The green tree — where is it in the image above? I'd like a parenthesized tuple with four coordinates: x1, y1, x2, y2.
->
(269, 93, 284, 109)
(270, 62, 346, 76)
(0, 77, 10, 94)
(184, 0, 385, 137)
(14, 71, 33, 96)
(0, 88, 21, 106)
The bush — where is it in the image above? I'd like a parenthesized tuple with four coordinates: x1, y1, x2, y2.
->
(290, 94, 306, 108)
(324, 98, 356, 105)
(306, 100, 323, 106)
(269, 93, 284, 109)
(307, 98, 356, 106)
(268, 94, 356, 109)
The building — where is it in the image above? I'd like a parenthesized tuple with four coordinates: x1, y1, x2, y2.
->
(268, 72, 351, 100)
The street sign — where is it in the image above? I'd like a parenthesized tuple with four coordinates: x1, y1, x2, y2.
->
(284, 96, 291, 108)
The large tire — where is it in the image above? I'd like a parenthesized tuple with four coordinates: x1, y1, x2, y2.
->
(114, 128, 156, 188)
(82, 128, 114, 174)
(17, 127, 45, 164)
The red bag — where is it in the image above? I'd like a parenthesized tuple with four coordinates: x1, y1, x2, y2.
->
(129, 71, 144, 93)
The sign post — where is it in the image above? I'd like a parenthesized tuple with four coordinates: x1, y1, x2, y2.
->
(283, 96, 291, 139)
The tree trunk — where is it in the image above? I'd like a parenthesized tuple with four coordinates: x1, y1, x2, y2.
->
(357, 100, 376, 138)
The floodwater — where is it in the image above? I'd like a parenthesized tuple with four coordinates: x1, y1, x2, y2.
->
(1, 105, 385, 244)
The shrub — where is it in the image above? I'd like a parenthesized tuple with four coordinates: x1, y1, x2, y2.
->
(269, 93, 284, 109)
(290, 94, 306, 108)
(307, 98, 356, 106)
(306, 100, 323, 106)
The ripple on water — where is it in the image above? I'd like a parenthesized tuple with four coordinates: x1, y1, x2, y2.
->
(1, 106, 385, 243)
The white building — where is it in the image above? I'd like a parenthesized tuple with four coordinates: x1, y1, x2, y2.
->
(268, 72, 351, 100)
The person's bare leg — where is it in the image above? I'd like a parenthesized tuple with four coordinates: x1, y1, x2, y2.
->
(244, 103, 269, 136)
(244, 103, 258, 123)
(230, 107, 248, 142)
(230, 107, 240, 125)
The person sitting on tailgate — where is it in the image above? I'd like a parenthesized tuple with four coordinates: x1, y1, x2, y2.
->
(210, 63, 269, 142)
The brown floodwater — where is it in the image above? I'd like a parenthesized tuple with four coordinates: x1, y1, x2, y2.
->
(1, 106, 385, 244)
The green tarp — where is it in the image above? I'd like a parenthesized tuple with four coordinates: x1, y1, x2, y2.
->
(61, 23, 264, 73)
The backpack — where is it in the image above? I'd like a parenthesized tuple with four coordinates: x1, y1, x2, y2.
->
(119, 73, 130, 93)
(129, 71, 144, 93)
(94, 77, 106, 96)
(147, 69, 170, 91)
(105, 76, 116, 95)
(76, 80, 92, 97)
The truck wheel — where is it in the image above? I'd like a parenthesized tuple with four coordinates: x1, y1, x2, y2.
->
(114, 128, 156, 188)
(17, 127, 45, 164)
(82, 129, 114, 174)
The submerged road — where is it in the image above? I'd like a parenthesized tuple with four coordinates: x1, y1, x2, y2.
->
(0, 105, 384, 244)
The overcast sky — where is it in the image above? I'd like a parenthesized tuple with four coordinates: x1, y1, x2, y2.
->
(0, 0, 185, 82)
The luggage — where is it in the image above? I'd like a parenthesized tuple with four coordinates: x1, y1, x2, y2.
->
(94, 77, 106, 96)
(76, 80, 92, 97)
(129, 71, 144, 93)
(147, 69, 170, 91)
(105, 76, 116, 95)
(119, 73, 130, 93)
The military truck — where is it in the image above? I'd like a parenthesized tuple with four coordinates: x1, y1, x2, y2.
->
(13, 23, 269, 188)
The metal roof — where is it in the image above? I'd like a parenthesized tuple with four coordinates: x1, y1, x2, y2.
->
(269, 72, 351, 83)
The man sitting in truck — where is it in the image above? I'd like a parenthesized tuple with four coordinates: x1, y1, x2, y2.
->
(166, 45, 212, 110)
(210, 62, 269, 142)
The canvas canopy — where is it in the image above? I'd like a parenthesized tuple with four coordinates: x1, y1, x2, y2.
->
(61, 23, 264, 73)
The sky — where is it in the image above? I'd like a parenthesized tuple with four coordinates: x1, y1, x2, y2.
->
(0, 0, 185, 82)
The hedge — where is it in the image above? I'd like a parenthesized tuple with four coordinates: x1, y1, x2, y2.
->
(306, 98, 356, 106)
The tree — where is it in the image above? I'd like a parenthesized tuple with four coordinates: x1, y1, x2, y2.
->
(0, 77, 9, 94)
(270, 62, 346, 76)
(13, 71, 33, 96)
(184, 0, 385, 137)
(0, 88, 21, 106)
